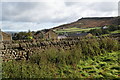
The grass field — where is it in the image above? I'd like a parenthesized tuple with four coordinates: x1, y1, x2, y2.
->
(2, 51, 120, 78)
(111, 30, 120, 34)
(55, 27, 101, 33)
(102, 30, 120, 36)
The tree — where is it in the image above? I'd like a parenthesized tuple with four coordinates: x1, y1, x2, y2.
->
(108, 25, 120, 31)
(12, 30, 33, 40)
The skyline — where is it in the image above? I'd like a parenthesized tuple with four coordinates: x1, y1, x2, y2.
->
(0, 0, 119, 31)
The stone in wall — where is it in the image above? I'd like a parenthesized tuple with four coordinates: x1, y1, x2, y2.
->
(12, 43, 20, 49)
(0, 42, 4, 50)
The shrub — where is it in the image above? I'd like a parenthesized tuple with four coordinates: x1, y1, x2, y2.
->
(100, 37, 119, 52)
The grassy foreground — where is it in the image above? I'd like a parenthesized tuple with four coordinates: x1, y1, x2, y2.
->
(2, 37, 120, 79)
(2, 51, 120, 79)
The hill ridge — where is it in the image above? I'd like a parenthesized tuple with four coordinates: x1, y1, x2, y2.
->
(52, 16, 120, 30)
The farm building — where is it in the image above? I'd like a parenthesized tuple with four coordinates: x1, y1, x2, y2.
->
(34, 31, 43, 39)
(0, 29, 12, 41)
(42, 29, 58, 40)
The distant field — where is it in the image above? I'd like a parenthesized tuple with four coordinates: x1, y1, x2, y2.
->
(111, 30, 120, 34)
(102, 30, 120, 36)
(54, 27, 101, 33)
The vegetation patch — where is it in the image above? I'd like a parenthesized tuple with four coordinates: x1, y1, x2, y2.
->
(55, 27, 101, 33)
(2, 38, 120, 78)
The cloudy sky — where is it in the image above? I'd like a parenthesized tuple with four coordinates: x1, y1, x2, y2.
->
(0, 0, 119, 31)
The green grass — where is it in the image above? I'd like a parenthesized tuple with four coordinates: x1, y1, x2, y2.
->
(2, 51, 120, 78)
(55, 27, 101, 33)
(101, 34, 110, 36)
(101, 30, 120, 36)
(111, 30, 120, 34)
(2, 38, 119, 78)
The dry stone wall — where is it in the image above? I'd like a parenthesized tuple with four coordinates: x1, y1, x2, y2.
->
(0, 39, 82, 61)
(1, 37, 118, 61)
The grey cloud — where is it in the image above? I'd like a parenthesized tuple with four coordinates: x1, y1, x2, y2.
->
(65, 2, 81, 6)
(89, 2, 118, 12)
(65, 2, 117, 14)
(118, 1, 120, 16)
(2, 2, 40, 21)
(1, 2, 118, 25)
(2, 2, 74, 23)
